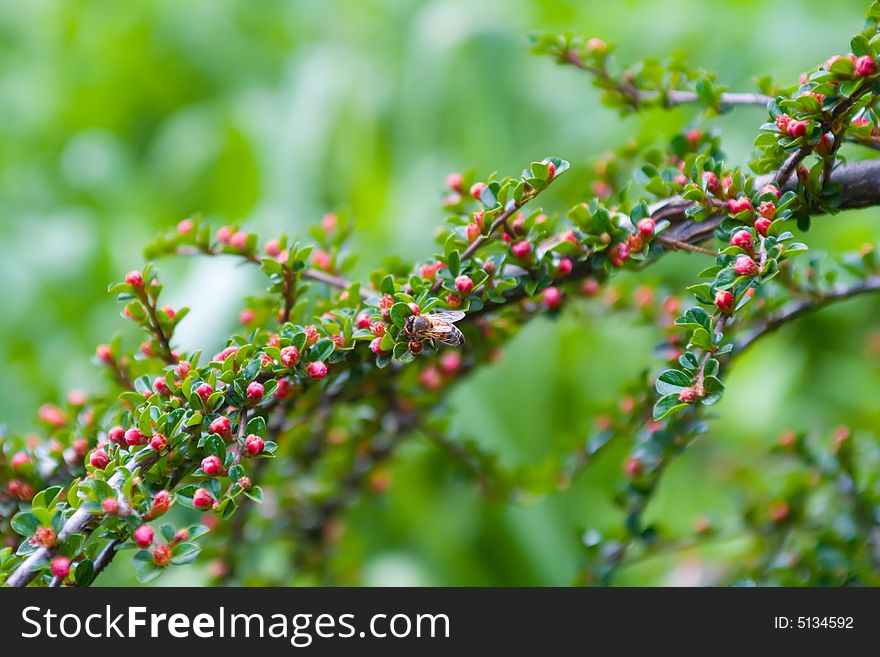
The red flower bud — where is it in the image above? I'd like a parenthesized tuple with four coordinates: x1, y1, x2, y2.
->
(727, 196, 753, 215)
(209, 416, 231, 437)
(581, 278, 600, 297)
(370, 337, 386, 355)
(686, 129, 703, 149)
(102, 498, 119, 514)
(50, 556, 70, 579)
(106, 426, 124, 446)
(734, 255, 759, 276)
(239, 308, 256, 325)
(730, 230, 753, 251)
(370, 321, 386, 337)
(11, 452, 29, 468)
(134, 524, 155, 548)
(125, 270, 144, 288)
(274, 378, 292, 400)
(245, 434, 265, 456)
(89, 449, 110, 469)
(637, 217, 655, 238)
(855, 55, 877, 77)
(754, 217, 772, 237)
(440, 351, 461, 375)
(230, 230, 249, 250)
(419, 365, 442, 390)
(470, 182, 487, 200)
(545, 160, 556, 180)
(304, 325, 320, 346)
(586, 37, 606, 54)
(760, 184, 782, 199)
(554, 233, 575, 250)
(511, 240, 531, 260)
(153, 544, 172, 567)
(174, 360, 190, 379)
(96, 344, 113, 364)
(195, 383, 213, 402)
(758, 201, 776, 219)
(72, 437, 89, 456)
(33, 526, 56, 547)
(193, 488, 215, 510)
(609, 243, 630, 267)
(714, 290, 734, 313)
(678, 387, 698, 403)
(149, 433, 168, 451)
(786, 119, 808, 138)
(178, 218, 194, 234)
(322, 213, 338, 232)
(624, 456, 642, 479)
(446, 172, 463, 192)
(356, 312, 372, 329)
(702, 171, 720, 194)
(201, 455, 223, 476)
(217, 226, 233, 244)
(152, 490, 171, 516)
(466, 222, 481, 243)
(556, 257, 572, 276)
(264, 238, 281, 257)
(280, 345, 300, 368)
(125, 427, 146, 447)
(307, 361, 328, 379)
(153, 377, 170, 396)
(543, 286, 563, 309)
(455, 275, 474, 294)
(246, 381, 264, 404)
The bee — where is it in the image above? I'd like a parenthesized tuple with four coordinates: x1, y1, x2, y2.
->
(403, 310, 466, 347)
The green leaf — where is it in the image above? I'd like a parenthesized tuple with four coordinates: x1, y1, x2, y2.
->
(132, 551, 163, 583)
(653, 394, 688, 421)
(690, 327, 713, 350)
(11, 512, 41, 537)
(243, 486, 264, 503)
(311, 338, 335, 362)
(446, 249, 461, 276)
(246, 415, 267, 438)
(389, 302, 413, 329)
(74, 559, 95, 586)
(830, 57, 855, 77)
(655, 369, 693, 395)
(119, 391, 146, 405)
(31, 486, 63, 510)
(852, 34, 871, 57)
(170, 542, 201, 566)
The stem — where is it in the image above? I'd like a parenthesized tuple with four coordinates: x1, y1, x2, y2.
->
(461, 192, 537, 261)
(735, 276, 880, 352)
(563, 51, 771, 109)
(6, 452, 160, 588)
(144, 297, 175, 365)
(656, 236, 717, 256)
(172, 247, 364, 297)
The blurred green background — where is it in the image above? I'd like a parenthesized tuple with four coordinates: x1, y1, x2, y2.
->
(1, 0, 878, 585)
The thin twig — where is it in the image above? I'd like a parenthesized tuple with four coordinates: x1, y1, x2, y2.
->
(563, 51, 771, 109)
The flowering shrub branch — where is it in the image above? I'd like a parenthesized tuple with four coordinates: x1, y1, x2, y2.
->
(3, 4, 880, 587)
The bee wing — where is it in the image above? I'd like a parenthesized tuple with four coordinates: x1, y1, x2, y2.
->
(429, 310, 465, 324)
